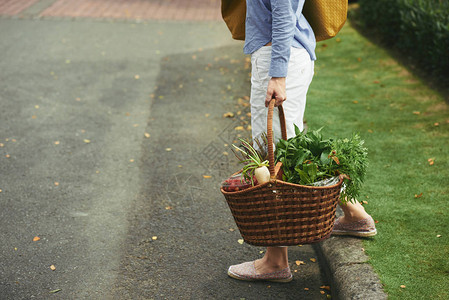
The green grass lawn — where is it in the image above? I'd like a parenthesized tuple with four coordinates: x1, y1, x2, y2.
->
(305, 21, 449, 299)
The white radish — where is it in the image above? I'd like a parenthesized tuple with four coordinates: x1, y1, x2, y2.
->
(255, 166, 271, 184)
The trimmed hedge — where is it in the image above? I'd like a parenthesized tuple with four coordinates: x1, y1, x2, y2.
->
(358, 0, 449, 85)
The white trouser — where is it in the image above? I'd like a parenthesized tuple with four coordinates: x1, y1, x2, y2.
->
(250, 46, 314, 143)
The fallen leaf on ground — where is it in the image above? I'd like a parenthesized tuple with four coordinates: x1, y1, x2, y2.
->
(223, 151, 228, 156)
(229, 228, 235, 232)
(83, 139, 91, 144)
(50, 265, 56, 271)
(353, 100, 359, 104)
(134, 75, 140, 79)
(295, 260, 305, 266)
(414, 193, 423, 198)
(152, 236, 158, 240)
(203, 175, 212, 179)
(400, 285, 406, 289)
(54, 182, 59, 186)
(310, 258, 316, 263)
(428, 158, 434, 165)
(234, 126, 244, 131)
(33, 236, 40, 242)
(49, 289, 61, 294)
(237, 239, 244, 244)
(320, 291, 325, 294)
(54, 141, 60, 145)
(304, 288, 309, 291)
(320, 286, 331, 291)
(434, 122, 439, 126)
(165, 206, 173, 210)
(144, 133, 150, 138)
(205, 113, 210, 118)
(223, 112, 234, 118)
(436, 235, 442, 238)
(165, 148, 172, 151)
(413, 111, 421, 115)
(129, 159, 135, 163)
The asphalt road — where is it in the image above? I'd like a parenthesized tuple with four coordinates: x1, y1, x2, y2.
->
(0, 17, 330, 299)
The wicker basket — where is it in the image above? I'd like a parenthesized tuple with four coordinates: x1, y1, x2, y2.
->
(221, 100, 343, 246)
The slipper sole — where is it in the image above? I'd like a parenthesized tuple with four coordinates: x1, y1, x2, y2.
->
(332, 228, 377, 237)
(227, 270, 293, 283)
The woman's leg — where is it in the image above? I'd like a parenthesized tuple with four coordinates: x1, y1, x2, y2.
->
(248, 46, 292, 274)
(254, 247, 289, 273)
(338, 200, 371, 223)
(228, 46, 314, 278)
(333, 200, 377, 237)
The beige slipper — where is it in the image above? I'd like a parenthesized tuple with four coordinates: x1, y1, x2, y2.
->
(227, 261, 292, 283)
(332, 216, 377, 237)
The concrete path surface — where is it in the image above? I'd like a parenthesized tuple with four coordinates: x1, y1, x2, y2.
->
(0, 1, 334, 299)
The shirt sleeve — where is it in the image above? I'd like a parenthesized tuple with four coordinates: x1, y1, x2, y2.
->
(269, 0, 296, 77)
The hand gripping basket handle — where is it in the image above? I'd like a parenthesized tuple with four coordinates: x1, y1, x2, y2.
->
(267, 99, 287, 179)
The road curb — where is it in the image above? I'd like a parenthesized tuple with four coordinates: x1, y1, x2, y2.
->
(313, 211, 388, 300)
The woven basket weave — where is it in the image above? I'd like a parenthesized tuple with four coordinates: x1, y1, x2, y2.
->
(221, 100, 343, 246)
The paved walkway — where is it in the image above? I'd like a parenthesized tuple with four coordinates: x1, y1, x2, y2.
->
(0, 0, 333, 299)
(0, 0, 222, 20)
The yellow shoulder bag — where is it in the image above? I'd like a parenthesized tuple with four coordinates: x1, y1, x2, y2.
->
(221, 0, 348, 42)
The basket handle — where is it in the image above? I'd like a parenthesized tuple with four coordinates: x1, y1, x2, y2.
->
(267, 99, 287, 178)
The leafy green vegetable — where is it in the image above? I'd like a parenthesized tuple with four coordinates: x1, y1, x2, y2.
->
(275, 126, 368, 203)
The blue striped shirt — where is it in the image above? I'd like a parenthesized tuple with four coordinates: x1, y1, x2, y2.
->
(244, 0, 316, 77)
